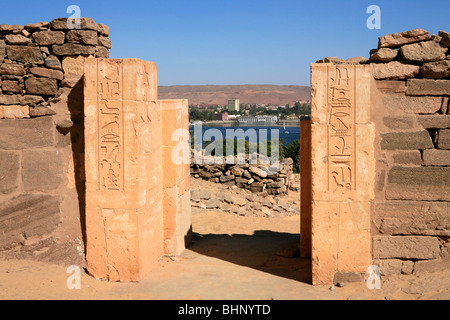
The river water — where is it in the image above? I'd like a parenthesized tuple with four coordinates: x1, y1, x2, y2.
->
(189, 124, 300, 147)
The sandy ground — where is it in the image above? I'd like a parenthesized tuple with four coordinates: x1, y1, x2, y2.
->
(1, 181, 449, 300)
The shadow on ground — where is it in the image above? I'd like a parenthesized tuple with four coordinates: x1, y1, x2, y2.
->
(187, 230, 312, 284)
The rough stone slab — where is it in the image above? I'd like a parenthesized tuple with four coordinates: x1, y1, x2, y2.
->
(386, 166, 450, 201)
(0, 116, 54, 149)
(382, 94, 442, 114)
(420, 60, 450, 79)
(5, 34, 32, 45)
(381, 131, 433, 150)
(0, 105, 29, 119)
(25, 77, 58, 95)
(98, 36, 111, 49)
(66, 30, 98, 46)
(418, 115, 450, 129)
(414, 257, 450, 275)
(0, 151, 20, 194)
(1, 80, 23, 93)
(375, 80, 406, 94)
(391, 150, 422, 166)
(439, 30, 450, 47)
(372, 236, 441, 260)
(24, 21, 49, 31)
(372, 61, 419, 80)
(406, 79, 450, 96)
(22, 149, 64, 192)
(369, 48, 398, 62)
(373, 200, 449, 236)
(378, 29, 430, 48)
(30, 67, 64, 80)
(6, 45, 44, 64)
(0, 40, 5, 62)
(423, 149, 450, 166)
(0, 63, 26, 76)
(97, 23, 110, 37)
(400, 41, 448, 62)
(95, 46, 109, 59)
(0, 194, 60, 251)
(44, 55, 62, 70)
(51, 43, 96, 56)
(32, 30, 65, 45)
(382, 115, 417, 130)
(438, 129, 450, 149)
(50, 18, 98, 31)
(0, 25, 23, 32)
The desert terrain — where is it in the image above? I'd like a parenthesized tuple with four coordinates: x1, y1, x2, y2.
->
(158, 85, 311, 106)
(0, 177, 449, 300)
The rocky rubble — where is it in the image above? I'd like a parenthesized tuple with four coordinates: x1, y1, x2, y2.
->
(190, 151, 295, 195)
(190, 177, 300, 218)
(0, 18, 111, 119)
(316, 28, 450, 81)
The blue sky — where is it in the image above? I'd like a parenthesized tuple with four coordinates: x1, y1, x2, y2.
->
(1, 0, 449, 86)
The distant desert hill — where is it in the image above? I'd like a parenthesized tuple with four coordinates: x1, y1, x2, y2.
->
(158, 85, 311, 106)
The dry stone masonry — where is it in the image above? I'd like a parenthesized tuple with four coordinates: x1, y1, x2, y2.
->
(309, 28, 450, 284)
(191, 154, 294, 195)
(0, 18, 111, 265)
(0, 18, 110, 119)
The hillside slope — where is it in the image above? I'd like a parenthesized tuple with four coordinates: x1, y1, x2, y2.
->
(158, 85, 310, 106)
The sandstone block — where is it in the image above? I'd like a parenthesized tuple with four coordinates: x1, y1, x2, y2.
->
(382, 94, 442, 114)
(372, 61, 419, 80)
(378, 29, 430, 48)
(30, 67, 64, 80)
(6, 45, 44, 64)
(418, 115, 450, 129)
(406, 79, 450, 96)
(24, 21, 49, 31)
(381, 131, 433, 150)
(0, 116, 54, 149)
(386, 166, 450, 201)
(420, 60, 450, 79)
(1, 80, 23, 93)
(52, 43, 96, 56)
(0, 105, 29, 119)
(373, 200, 449, 236)
(0, 194, 60, 251)
(0, 151, 20, 194)
(5, 34, 32, 45)
(25, 77, 58, 95)
(369, 48, 398, 62)
(44, 55, 62, 70)
(375, 80, 406, 94)
(0, 24, 23, 32)
(382, 115, 417, 130)
(95, 46, 110, 59)
(439, 30, 450, 47)
(66, 30, 98, 46)
(32, 30, 65, 45)
(438, 129, 450, 149)
(98, 36, 111, 49)
(0, 40, 5, 62)
(400, 41, 448, 62)
(0, 63, 26, 76)
(391, 150, 422, 166)
(373, 236, 441, 260)
(50, 18, 97, 31)
(22, 149, 64, 192)
(96, 23, 110, 37)
(423, 149, 450, 166)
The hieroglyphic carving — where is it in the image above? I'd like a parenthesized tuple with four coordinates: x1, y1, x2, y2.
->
(328, 66, 355, 192)
(98, 62, 124, 191)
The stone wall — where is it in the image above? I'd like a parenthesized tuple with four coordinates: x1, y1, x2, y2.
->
(190, 153, 294, 195)
(369, 29, 450, 277)
(0, 18, 111, 265)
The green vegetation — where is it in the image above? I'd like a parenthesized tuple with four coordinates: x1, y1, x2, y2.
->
(188, 102, 311, 122)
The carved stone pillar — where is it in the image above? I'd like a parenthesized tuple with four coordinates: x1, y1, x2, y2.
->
(309, 63, 375, 285)
(83, 58, 163, 282)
